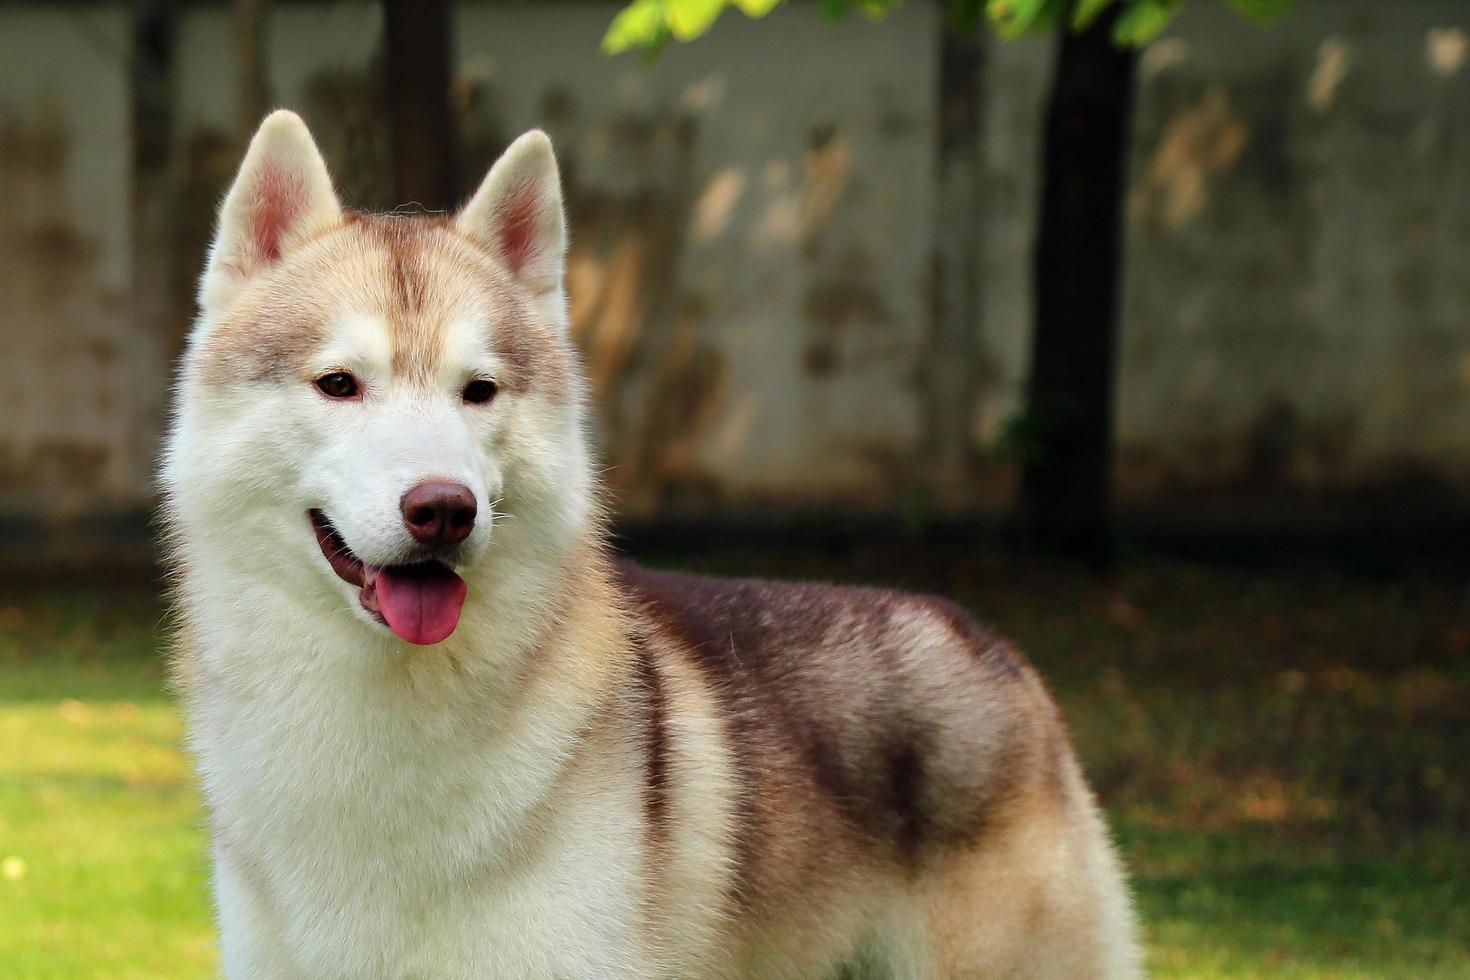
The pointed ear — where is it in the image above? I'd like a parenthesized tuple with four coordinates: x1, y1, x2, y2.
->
(456, 130, 566, 294)
(200, 110, 342, 312)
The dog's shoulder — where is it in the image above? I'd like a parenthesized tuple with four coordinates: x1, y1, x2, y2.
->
(613, 558, 1060, 875)
(613, 557, 1027, 685)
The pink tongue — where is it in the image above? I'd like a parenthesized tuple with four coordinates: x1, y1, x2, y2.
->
(371, 564, 467, 645)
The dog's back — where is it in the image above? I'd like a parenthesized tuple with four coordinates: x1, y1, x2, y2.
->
(619, 561, 1141, 977)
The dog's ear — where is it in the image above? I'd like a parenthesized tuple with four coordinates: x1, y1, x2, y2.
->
(456, 130, 566, 296)
(200, 110, 342, 313)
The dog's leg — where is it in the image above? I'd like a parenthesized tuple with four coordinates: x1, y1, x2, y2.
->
(917, 785, 1142, 979)
(214, 850, 306, 979)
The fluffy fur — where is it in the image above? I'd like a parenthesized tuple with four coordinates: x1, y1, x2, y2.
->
(161, 110, 1141, 979)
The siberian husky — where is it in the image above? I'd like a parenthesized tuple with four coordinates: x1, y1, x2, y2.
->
(161, 110, 1140, 978)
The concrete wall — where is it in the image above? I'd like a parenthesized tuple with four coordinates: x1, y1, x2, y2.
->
(1120, 0, 1470, 517)
(0, 6, 137, 521)
(2, 0, 1469, 555)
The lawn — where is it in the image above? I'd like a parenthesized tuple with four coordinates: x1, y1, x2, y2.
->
(3, 552, 1467, 978)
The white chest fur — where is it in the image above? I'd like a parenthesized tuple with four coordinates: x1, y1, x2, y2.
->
(190, 613, 650, 979)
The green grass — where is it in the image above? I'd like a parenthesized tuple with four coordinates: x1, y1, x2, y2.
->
(3, 556, 1467, 977)
(0, 591, 213, 979)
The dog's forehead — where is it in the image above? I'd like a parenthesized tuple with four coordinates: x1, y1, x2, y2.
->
(200, 214, 540, 388)
(340, 214, 515, 381)
(323, 216, 564, 395)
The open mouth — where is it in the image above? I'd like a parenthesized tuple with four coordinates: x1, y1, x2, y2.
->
(309, 509, 468, 646)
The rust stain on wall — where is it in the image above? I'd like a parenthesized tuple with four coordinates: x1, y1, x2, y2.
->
(802, 244, 893, 379)
(1131, 85, 1250, 233)
(628, 308, 729, 508)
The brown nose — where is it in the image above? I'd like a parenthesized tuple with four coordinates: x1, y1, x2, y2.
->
(400, 481, 477, 546)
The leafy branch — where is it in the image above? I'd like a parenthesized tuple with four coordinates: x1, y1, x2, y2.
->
(603, 0, 1289, 55)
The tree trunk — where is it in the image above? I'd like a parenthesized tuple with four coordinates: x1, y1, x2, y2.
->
(384, 0, 457, 210)
(132, 0, 177, 492)
(234, 0, 269, 140)
(923, 17, 985, 512)
(1019, 7, 1138, 565)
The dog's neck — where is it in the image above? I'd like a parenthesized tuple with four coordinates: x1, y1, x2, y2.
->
(174, 529, 633, 863)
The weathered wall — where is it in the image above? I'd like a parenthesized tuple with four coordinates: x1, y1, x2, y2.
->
(456, 2, 940, 516)
(2, 0, 1469, 556)
(1119, 0, 1470, 517)
(0, 5, 136, 522)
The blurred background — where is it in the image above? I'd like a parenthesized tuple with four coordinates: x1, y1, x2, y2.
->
(1, 0, 1467, 976)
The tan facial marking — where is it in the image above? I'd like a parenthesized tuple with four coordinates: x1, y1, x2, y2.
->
(198, 213, 571, 398)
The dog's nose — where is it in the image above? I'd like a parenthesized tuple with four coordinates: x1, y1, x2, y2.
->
(400, 481, 477, 546)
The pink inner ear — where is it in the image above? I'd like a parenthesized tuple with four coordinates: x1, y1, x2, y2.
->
(250, 166, 306, 263)
(496, 182, 540, 275)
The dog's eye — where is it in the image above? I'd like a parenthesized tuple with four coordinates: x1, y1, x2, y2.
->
(462, 379, 498, 405)
(315, 372, 359, 400)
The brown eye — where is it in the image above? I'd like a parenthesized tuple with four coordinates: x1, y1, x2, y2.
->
(315, 372, 359, 400)
(463, 379, 498, 405)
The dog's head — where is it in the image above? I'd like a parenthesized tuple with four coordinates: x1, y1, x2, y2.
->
(163, 111, 592, 647)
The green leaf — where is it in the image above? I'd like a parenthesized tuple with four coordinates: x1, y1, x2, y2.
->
(1224, 0, 1290, 25)
(946, 0, 986, 31)
(1112, 0, 1184, 46)
(731, 0, 783, 16)
(856, 0, 903, 20)
(1069, 0, 1115, 31)
(994, 411, 1050, 464)
(986, 0, 1047, 39)
(821, 0, 851, 20)
(602, 0, 668, 54)
(819, 0, 901, 22)
(604, 0, 1288, 57)
(667, 0, 727, 40)
(985, 0, 1070, 39)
